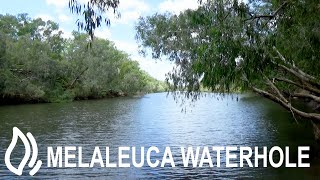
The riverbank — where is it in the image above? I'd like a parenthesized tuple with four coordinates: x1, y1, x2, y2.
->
(0, 90, 155, 106)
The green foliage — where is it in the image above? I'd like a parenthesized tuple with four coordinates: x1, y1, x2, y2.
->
(136, 0, 320, 97)
(68, 0, 120, 39)
(136, 1, 249, 98)
(0, 14, 164, 104)
(136, 0, 320, 121)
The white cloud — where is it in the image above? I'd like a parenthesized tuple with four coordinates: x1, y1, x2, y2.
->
(95, 28, 112, 39)
(46, 0, 68, 9)
(107, 0, 150, 25)
(135, 57, 173, 81)
(118, 0, 149, 12)
(159, 0, 200, 14)
(62, 31, 73, 39)
(113, 40, 138, 54)
(112, 40, 173, 80)
(35, 14, 55, 21)
(46, 0, 149, 25)
(240, 0, 249, 3)
(114, 11, 140, 25)
(59, 28, 73, 39)
(58, 14, 72, 23)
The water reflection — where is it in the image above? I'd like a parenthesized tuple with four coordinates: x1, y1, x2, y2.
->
(0, 93, 318, 179)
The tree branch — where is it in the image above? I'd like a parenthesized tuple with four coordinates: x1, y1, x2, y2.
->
(252, 86, 320, 121)
(292, 93, 320, 103)
(67, 67, 89, 89)
(270, 53, 320, 95)
(275, 77, 320, 95)
(262, 73, 288, 104)
(244, 1, 288, 21)
(273, 46, 317, 82)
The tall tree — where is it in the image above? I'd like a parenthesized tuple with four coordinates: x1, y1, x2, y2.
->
(135, 0, 320, 136)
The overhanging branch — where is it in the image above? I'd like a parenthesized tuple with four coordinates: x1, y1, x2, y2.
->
(275, 77, 320, 95)
(292, 93, 320, 103)
(273, 47, 317, 82)
(252, 86, 320, 121)
(262, 73, 288, 103)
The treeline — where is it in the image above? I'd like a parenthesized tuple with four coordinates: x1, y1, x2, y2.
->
(0, 14, 166, 104)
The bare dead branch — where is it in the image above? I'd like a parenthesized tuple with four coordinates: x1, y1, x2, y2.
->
(275, 77, 320, 95)
(292, 93, 320, 103)
(273, 46, 317, 81)
(270, 56, 320, 95)
(262, 73, 288, 103)
(252, 86, 320, 121)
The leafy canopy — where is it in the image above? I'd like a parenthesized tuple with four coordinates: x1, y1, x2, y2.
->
(0, 14, 166, 104)
(136, 0, 320, 121)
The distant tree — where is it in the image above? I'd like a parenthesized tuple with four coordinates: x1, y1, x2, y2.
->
(0, 14, 164, 104)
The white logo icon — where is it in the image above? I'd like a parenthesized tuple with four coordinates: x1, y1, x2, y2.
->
(5, 127, 42, 176)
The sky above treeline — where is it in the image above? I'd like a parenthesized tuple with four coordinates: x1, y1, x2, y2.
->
(0, 0, 202, 80)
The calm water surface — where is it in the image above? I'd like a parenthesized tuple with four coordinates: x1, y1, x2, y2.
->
(0, 93, 319, 179)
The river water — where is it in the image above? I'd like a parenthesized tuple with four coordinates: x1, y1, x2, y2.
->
(0, 93, 319, 179)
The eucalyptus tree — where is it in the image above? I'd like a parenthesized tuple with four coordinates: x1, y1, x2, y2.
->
(135, 0, 320, 129)
(0, 14, 165, 104)
(0, 14, 67, 102)
(68, 0, 120, 39)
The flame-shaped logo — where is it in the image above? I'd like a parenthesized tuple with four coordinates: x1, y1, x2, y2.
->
(5, 127, 42, 176)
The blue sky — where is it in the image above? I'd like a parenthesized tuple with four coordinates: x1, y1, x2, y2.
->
(0, 0, 201, 80)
